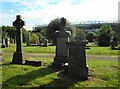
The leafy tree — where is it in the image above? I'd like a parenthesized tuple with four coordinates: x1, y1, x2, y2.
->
(47, 18, 86, 45)
(97, 24, 115, 46)
(22, 28, 28, 43)
(30, 33, 39, 44)
(73, 29, 86, 42)
(86, 32, 96, 42)
(1, 25, 27, 43)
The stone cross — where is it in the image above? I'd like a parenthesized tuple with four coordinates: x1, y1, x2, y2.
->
(11, 15, 25, 64)
(13, 15, 24, 52)
(59, 17, 66, 31)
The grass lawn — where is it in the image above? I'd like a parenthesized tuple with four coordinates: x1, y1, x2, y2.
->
(1, 44, 120, 88)
(2, 44, 119, 55)
(2, 59, 119, 88)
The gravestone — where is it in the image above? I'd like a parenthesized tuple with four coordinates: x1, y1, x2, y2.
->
(67, 42, 88, 80)
(43, 39, 48, 47)
(1, 39, 6, 48)
(110, 37, 117, 49)
(26, 33, 31, 46)
(5, 38, 10, 47)
(52, 17, 70, 68)
(11, 15, 25, 64)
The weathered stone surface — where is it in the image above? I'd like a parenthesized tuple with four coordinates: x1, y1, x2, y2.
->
(67, 42, 88, 80)
(52, 17, 70, 67)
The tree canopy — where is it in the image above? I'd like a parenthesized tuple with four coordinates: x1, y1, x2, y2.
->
(47, 18, 86, 45)
(97, 24, 115, 46)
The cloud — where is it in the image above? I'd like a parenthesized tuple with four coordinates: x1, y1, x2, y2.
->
(0, 0, 119, 30)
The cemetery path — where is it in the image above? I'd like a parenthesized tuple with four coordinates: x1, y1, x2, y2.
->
(24, 53, 118, 60)
(2, 53, 118, 62)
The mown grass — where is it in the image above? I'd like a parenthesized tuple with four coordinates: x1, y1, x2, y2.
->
(2, 44, 119, 56)
(86, 46, 118, 55)
(1, 44, 120, 88)
(2, 58, 119, 88)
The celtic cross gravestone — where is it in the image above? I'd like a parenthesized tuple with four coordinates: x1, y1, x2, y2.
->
(11, 15, 25, 64)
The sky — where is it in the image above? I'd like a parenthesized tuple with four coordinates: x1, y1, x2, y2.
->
(0, 0, 119, 30)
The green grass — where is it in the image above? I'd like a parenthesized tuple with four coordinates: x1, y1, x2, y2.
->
(2, 59, 119, 88)
(2, 44, 118, 56)
(1, 44, 119, 88)
(86, 46, 118, 55)
(2, 45, 55, 54)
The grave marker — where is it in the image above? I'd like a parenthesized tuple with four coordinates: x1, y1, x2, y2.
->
(67, 42, 88, 80)
(52, 17, 70, 68)
(11, 15, 25, 64)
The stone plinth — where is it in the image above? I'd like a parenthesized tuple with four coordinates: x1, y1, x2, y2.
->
(67, 42, 88, 80)
(11, 52, 23, 64)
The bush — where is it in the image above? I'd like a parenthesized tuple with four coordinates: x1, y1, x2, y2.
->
(97, 24, 115, 46)
(86, 32, 95, 42)
(30, 33, 39, 44)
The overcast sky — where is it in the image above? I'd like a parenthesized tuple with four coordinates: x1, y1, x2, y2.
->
(0, 0, 119, 30)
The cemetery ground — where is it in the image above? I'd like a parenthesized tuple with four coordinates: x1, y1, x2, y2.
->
(1, 43, 120, 89)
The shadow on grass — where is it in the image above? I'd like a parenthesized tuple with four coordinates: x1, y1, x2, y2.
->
(28, 71, 84, 89)
(2, 64, 86, 89)
(2, 64, 55, 89)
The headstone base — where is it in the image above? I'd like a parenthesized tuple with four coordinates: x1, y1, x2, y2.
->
(52, 56, 68, 68)
(68, 66, 88, 80)
(11, 52, 23, 64)
(54, 56, 68, 63)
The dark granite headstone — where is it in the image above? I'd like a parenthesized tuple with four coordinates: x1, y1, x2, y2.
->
(67, 42, 88, 80)
(11, 15, 25, 64)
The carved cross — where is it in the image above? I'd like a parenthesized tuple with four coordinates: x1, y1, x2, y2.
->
(59, 17, 66, 31)
(13, 15, 25, 29)
(13, 15, 25, 52)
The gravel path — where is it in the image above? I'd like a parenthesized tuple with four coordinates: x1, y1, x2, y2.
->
(1, 53, 119, 61)
(24, 53, 118, 60)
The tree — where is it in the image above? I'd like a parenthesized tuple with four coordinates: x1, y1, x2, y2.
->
(73, 29, 86, 42)
(97, 24, 115, 46)
(30, 33, 39, 44)
(86, 32, 96, 42)
(47, 18, 86, 45)
(22, 28, 28, 43)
